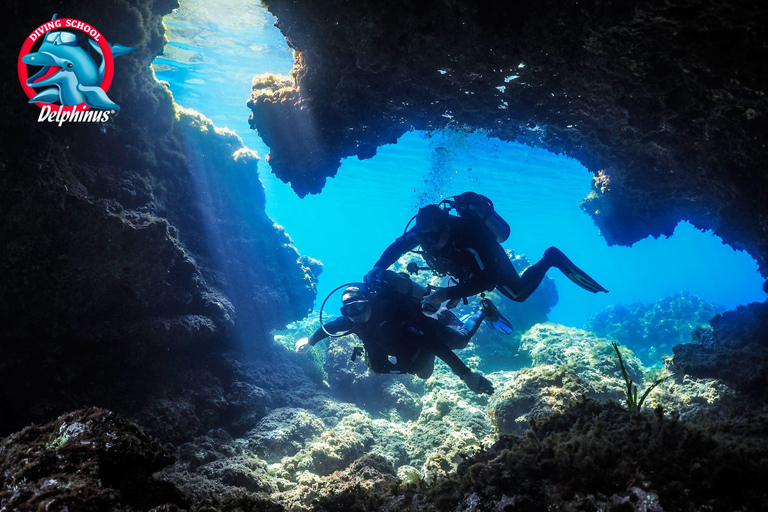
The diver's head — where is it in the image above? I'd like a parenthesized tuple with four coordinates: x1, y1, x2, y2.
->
(340, 285, 372, 323)
(416, 205, 450, 249)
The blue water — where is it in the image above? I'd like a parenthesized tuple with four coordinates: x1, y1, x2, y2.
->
(153, 1, 766, 328)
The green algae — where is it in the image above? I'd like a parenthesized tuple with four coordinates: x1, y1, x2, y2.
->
(613, 342, 670, 412)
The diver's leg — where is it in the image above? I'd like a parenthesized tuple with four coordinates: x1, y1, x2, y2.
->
(497, 247, 607, 301)
(440, 304, 488, 349)
(496, 254, 549, 302)
(415, 353, 436, 379)
(543, 247, 609, 293)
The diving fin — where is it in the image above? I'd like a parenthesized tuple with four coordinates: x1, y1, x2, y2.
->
(481, 298, 514, 334)
(545, 247, 609, 294)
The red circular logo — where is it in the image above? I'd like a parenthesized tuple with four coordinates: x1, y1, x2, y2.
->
(18, 18, 114, 112)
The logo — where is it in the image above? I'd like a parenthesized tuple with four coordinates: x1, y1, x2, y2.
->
(18, 14, 135, 125)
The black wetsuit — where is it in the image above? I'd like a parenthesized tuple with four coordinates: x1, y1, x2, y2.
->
(307, 274, 483, 379)
(375, 215, 555, 303)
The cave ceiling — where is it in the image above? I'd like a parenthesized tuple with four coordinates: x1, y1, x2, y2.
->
(248, 0, 768, 280)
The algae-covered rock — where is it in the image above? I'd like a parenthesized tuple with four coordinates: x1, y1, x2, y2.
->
(246, 408, 325, 460)
(521, 323, 644, 384)
(0, 408, 185, 511)
(198, 456, 278, 494)
(282, 413, 376, 477)
(384, 400, 768, 512)
(277, 454, 397, 512)
(490, 323, 645, 434)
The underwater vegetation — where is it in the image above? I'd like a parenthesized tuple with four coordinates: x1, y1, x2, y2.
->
(613, 342, 670, 412)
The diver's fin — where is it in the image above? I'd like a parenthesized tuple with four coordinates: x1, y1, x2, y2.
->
(481, 298, 514, 334)
(546, 247, 609, 294)
(77, 84, 120, 110)
(29, 88, 61, 104)
(485, 313, 514, 334)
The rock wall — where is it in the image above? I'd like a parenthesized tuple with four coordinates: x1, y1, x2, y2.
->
(0, 0, 317, 435)
(250, 0, 768, 283)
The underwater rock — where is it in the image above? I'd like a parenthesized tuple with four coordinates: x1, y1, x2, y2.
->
(281, 412, 376, 477)
(278, 454, 398, 512)
(672, 301, 768, 398)
(198, 455, 278, 494)
(2, 0, 318, 436)
(407, 365, 495, 482)
(334, 400, 768, 512)
(245, 407, 326, 460)
(0, 407, 185, 511)
(225, 381, 270, 437)
(252, 0, 768, 287)
(648, 373, 741, 423)
(490, 324, 641, 434)
(587, 291, 725, 366)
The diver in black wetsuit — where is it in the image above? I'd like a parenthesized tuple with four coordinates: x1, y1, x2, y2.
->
(295, 271, 496, 395)
(366, 194, 608, 312)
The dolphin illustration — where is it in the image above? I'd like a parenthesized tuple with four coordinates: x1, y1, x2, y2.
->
(22, 28, 135, 109)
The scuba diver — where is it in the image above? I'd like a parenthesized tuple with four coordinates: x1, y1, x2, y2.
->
(295, 270, 510, 395)
(365, 192, 608, 313)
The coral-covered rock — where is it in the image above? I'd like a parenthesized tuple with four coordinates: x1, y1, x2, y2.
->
(587, 291, 724, 365)
(0, 408, 185, 511)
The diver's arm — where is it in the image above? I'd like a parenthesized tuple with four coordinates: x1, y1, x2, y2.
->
(373, 229, 420, 270)
(424, 338, 471, 378)
(429, 319, 495, 394)
(307, 317, 355, 346)
(442, 277, 491, 302)
(422, 272, 490, 311)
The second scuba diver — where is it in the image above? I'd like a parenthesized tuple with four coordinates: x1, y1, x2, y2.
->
(365, 192, 608, 313)
(295, 270, 504, 395)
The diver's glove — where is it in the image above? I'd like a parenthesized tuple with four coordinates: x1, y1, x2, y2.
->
(364, 266, 385, 286)
(295, 337, 311, 354)
(461, 371, 495, 395)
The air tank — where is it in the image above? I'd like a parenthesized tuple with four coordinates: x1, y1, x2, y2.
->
(455, 192, 511, 243)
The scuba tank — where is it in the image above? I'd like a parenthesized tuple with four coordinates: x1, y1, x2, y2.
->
(450, 192, 510, 243)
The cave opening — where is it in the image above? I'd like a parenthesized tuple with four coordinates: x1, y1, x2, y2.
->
(152, 0, 766, 334)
